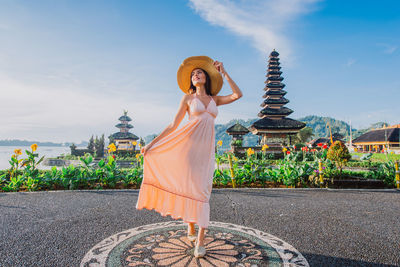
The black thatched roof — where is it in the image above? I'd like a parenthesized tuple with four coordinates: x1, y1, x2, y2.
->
(226, 122, 250, 134)
(259, 107, 293, 116)
(264, 91, 287, 98)
(119, 115, 132, 122)
(267, 76, 284, 82)
(263, 97, 289, 105)
(353, 128, 399, 143)
(110, 132, 139, 140)
(250, 117, 306, 130)
(267, 70, 282, 75)
(115, 123, 133, 129)
(265, 82, 285, 89)
(268, 66, 281, 70)
(268, 62, 280, 67)
(270, 50, 279, 57)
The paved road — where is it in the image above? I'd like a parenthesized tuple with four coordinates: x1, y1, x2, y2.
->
(0, 188, 399, 266)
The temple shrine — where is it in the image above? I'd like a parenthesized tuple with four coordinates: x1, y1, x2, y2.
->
(109, 110, 139, 152)
(248, 50, 305, 153)
(353, 124, 400, 153)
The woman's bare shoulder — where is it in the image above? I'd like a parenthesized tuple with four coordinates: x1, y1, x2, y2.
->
(183, 93, 195, 106)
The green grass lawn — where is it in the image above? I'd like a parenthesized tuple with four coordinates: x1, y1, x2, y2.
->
(351, 152, 400, 162)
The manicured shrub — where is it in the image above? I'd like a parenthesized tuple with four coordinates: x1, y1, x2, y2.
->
(327, 141, 351, 174)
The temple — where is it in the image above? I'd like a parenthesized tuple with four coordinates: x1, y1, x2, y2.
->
(226, 121, 250, 154)
(248, 50, 305, 153)
(353, 124, 400, 153)
(109, 110, 139, 152)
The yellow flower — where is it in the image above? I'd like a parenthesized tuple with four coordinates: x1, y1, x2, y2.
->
(262, 144, 269, 151)
(136, 153, 141, 159)
(282, 147, 287, 152)
(107, 143, 117, 152)
(233, 156, 238, 162)
(132, 141, 137, 146)
(247, 148, 255, 156)
(246, 148, 252, 156)
(217, 140, 223, 146)
(31, 143, 38, 152)
(391, 152, 394, 155)
(138, 143, 142, 148)
(14, 149, 22, 155)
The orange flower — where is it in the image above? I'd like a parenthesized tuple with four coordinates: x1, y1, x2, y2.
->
(14, 149, 22, 155)
(107, 143, 117, 153)
(30, 143, 38, 152)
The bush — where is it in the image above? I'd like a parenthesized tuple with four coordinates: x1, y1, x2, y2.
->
(327, 141, 351, 174)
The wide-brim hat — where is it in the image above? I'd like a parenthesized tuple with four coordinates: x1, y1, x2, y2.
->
(177, 56, 223, 95)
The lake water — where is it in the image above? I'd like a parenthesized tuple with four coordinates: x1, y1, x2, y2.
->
(0, 146, 79, 170)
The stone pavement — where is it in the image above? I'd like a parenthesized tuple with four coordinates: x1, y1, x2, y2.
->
(0, 188, 399, 266)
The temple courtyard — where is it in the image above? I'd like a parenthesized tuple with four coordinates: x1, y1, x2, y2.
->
(0, 188, 399, 266)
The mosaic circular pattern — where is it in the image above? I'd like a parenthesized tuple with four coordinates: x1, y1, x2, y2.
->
(81, 221, 309, 267)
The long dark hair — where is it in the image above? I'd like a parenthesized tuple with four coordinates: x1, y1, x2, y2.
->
(189, 68, 213, 96)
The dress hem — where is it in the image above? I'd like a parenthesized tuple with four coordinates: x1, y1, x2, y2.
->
(136, 183, 210, 228)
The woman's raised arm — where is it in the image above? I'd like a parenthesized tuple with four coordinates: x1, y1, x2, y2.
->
(213, 61, 243, 106)
(145, 94, 189, 149)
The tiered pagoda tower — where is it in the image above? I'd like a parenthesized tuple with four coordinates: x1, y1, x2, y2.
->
(109, 110, 139, 151)
(248, 50, 305, 152)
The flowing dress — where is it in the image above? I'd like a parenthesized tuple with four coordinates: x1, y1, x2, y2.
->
(135, 94, 218, 228)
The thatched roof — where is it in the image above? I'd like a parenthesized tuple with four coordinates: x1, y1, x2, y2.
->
(259, 107, 293, 117)
(226, 122, 250, 134)
(110, 132, 139, 140)
(353, 127, 399, 143)
(249, 117, 306, 130)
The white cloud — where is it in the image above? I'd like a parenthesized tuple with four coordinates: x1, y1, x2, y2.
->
(0, 72, 180, 143)
(188, 0, 321, 62)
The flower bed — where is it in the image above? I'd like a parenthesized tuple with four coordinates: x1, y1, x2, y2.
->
(1, 143, 398, 192)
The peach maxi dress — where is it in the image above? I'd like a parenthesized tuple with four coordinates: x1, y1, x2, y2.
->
(135, 94, 218, 228)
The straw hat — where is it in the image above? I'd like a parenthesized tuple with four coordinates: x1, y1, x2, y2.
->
(177, 56, 223, 95)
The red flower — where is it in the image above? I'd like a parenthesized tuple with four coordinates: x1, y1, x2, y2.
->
(323, 144, 328, 149)
(112, 155, 116, 159)
(311, 149, 316, 152)
(317, 143, 323, 147)
(286, 151, 291, 155)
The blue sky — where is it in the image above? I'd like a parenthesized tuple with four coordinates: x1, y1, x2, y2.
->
(1, 0, 399, 143)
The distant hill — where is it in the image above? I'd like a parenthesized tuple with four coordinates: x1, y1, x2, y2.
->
(144, 116, 392, 149)
(297, 115, 352, 140)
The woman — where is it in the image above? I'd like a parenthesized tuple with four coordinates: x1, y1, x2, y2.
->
(136, 55, 243, 258)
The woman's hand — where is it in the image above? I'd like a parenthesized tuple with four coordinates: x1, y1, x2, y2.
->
(213, 60, 227, 76)
(141, 143, 153, 157)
